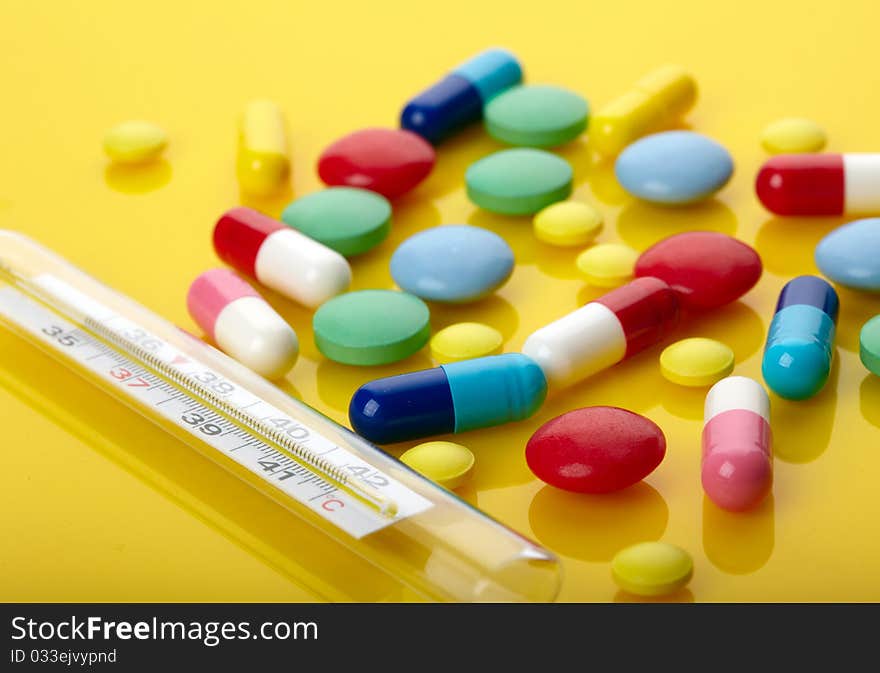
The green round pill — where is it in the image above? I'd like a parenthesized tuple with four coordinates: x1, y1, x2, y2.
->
(465, 148, 573, 216)
(860, 315, 880, 376)
(313, 290, 430, 365)
(485, 84, 589, 148)
(280, 187, 391, 257)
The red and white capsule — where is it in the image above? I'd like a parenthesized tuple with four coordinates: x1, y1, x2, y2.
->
(187, 269, 299, 379)
(702, 376, 772, 512)
(213, 206, 351, 308)
(756, 153, 880, 216)
(521, 277, 679, 388)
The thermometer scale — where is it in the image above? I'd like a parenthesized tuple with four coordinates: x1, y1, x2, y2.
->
(0, 231, 561, 602)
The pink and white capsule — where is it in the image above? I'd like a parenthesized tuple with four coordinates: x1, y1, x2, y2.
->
(187, 269, 299, 379)
(702, 376, 772, 512)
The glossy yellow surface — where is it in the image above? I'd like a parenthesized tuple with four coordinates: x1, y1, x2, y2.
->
(533, 201, 603, 247)
(103, 120, 168, 164)
(660, 338, 735, 387)
(400, 441, 475, 490)
(575, 243, 638, 287)
(430, 322, 503, 363)
(2, 0, 880, 603)
(612, 542, 694, 597)
(761, 117, 828, 154)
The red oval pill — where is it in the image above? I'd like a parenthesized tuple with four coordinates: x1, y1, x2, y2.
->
(634, 231, 762, 311)
(317, 127, 436, 199)
(525, 406, 666, 494)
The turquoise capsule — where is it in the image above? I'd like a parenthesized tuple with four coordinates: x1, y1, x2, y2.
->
(762, 275, 838, 400)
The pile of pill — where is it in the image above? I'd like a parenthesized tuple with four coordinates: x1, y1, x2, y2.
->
(105, 47, 880, 600)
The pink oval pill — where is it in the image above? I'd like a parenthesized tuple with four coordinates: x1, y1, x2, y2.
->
(702, 376, 772, 511)
(187, 268, 299, 379)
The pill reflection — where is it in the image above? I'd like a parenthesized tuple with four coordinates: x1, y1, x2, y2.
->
(702, 495, 775, 575)
(528, 482, 668, 563)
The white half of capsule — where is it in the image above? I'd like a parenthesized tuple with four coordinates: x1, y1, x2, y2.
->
(843, 154, 880, 213)
(214, 296, 299, 379)
(521, 302, 627, 389)
(704, 376, 770, 423)
(255, 229, 352, 308)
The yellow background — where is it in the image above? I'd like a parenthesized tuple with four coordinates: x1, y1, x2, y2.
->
(2, 0, 879, 602)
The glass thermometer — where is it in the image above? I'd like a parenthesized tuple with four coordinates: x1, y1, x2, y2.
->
(0, 230, 562, 602)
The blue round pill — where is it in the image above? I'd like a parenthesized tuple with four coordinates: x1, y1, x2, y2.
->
(391, 225, 515, 303)
(614, 131, 734, 205)
(815, 218, 880, 292)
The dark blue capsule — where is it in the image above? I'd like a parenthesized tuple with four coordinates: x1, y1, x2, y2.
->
(400, 49, 522, 144)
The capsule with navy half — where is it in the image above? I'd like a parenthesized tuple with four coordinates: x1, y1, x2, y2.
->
(762, 275, 839, 400)
(400, 49, 522, 144)
(349, 353, 547, 444)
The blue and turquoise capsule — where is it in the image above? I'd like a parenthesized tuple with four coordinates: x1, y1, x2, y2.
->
(762, 275, 839, 400)
(400, 49, 523, 144)
(349, 353, 547, 444)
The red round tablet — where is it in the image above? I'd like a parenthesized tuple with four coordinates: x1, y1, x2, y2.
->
(317, 127, 436, 199)
(634, 231, 762, 311)
(526, 406, 666, 494)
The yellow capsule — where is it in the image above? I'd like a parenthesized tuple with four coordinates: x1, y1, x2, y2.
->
(576, 243, 638, 288)
(612, 542, 693, 597)
(103, 120, 168, 164)
(237, 99, 290, 196)
(533, 201, 603, 247)
(659, 337, 735, 387)
(430, 322, 503, 364)
(591, 65, 697, 156)
(400, 441, 475, 489)
(761, 117, 827, 154)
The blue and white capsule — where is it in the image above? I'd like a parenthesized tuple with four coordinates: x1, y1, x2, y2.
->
(762, 275, 839, 400)
(400, 49, 523, 145)
(349, 353, 547, 444)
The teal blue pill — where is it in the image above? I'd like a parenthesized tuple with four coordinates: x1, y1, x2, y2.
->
(465, 148, 573, 215)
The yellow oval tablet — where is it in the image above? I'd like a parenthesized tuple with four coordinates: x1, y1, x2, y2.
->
(576, 243, 638, 287)
(660, 337, 734, 387)
(400, 441, 475, 489)
(430, 322, 503, 364)
(612, 542, 693, 597)
(761, 117, 827, 154)
(533, 201, 603, 247)
(103, 120, 168, 164)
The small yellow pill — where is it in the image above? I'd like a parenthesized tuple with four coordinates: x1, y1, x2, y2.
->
(576, 243, 638, 287)
(400, 441, 475, 489)
(612, 542, 693, 597)
(761, 117, 827, 154)
(237, 99, 290, 196)
(660, 337, 735, 387)
(533, 201, 603, 247)
(103, 120, 168, 164)
(430, 322, 503, 364)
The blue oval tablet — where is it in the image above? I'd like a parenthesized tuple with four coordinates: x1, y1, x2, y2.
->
(615, 131, 734, 205)
(391, 225, 515, 303)
(815, 218, 880, 292)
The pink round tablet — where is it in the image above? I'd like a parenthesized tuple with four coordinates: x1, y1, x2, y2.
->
(525, 406, 666, 493)
(317, 127, 436, 199)
(634, 231, 762, 311)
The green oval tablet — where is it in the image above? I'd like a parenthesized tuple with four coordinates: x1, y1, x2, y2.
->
(313, 290, 430, 365)
(280, 187, 391, 257)
(485, 84, 589, 148)
(860, 315, 880, 376)
(466, 148, 573, 216)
